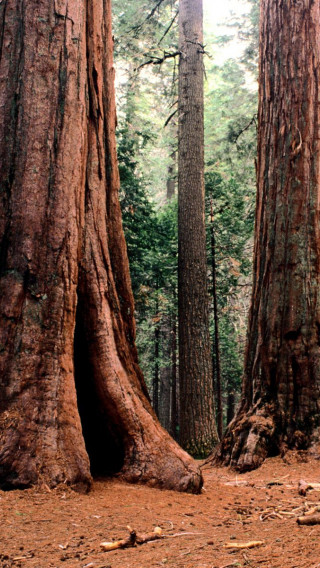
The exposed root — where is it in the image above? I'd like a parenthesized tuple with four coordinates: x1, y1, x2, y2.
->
(118, 435, 203, 494)
(210, 408, 276, 472)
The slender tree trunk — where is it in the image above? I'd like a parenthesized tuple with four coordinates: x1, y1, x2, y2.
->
(210, 203, 223, 439)
(153, 294, 160, 416)
(0, 0, 202, 493)
(178, 0, 218, 457)
(170, 311, 178, 440)
(214, 0, 320, 471)
(159, 315, 172, 431)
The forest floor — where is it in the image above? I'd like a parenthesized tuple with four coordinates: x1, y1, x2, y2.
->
(1, 451, 320, 568)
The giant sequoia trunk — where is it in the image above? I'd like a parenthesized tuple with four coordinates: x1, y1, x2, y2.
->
(214, 0, 320, 471)
(0, 0, 202, 493)
(178, 0, 218, 457)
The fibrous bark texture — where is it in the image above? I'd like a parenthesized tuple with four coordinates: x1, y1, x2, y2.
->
(178, 0, 218, 457)
(214, 0, 320, 471)
(0, 0, 202, 493)
(210, 208, 223, 440)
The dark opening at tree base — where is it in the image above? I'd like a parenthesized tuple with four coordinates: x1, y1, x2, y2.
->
(74, 300, 125, 477)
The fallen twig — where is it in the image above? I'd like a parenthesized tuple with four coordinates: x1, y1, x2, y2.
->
(100, 526, 138, 551)
(258, 500, 320, 522)
(223, 540, 265, 550)
(136, 527, 163, 544)
(100, 526, 204, 553)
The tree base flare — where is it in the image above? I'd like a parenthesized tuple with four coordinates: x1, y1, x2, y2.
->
(118, 431, 203, 493)
(211, 405, 277, 472)
(210, 400, 320, 472)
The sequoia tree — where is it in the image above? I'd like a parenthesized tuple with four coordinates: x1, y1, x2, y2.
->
(0, 0, 202, 492)
(178, 0, 218, 456)
(214, 0, 320, 470)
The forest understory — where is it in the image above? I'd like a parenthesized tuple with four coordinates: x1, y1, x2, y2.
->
(1, 450, 320, 568)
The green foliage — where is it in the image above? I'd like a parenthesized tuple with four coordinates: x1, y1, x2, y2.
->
(118, 124, 157, 307)
(204, 55, 257, 423)
(205, 58, 257, 179)
(118, 119, 177, 392)
(113, 0, 178, 202)
(205, 170, 253, 411)
(113, 0, 259, 428)
(238, 0, 260, 75)
(113, 0, 178, 64)
(134, 200, 178, 390)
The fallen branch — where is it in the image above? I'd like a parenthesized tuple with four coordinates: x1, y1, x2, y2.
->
(136, 527, 163, 544)
(100, 526, 203, 552)
(223, 541, 265, 550)
(100, 526, 138, 551)
(297, 514, 320, 526)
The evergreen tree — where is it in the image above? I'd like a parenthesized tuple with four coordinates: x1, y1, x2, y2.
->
(178, 0, 218, 456)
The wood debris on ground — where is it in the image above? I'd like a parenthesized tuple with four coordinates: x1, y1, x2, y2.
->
(223, 540, 265, 550)
(297, 514, 320, 526)
(100, 526, 163, 551)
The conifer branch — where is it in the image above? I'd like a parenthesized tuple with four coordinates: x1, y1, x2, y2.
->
(158, 11, 179, 45)
(135, 50, 180, 71)
(164, 108, 178, 128)
(132, 0, 167, 33)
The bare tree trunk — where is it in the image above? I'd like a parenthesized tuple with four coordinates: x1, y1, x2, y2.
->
(170, 311, 179, 440)
(210, 202, 223, 439)
(153, 294, 160, 416)
(159, 316, 172, 431)
(214, 0, 320, 472)
(0, 0, 202, 493)
(178, 0, 218, 458)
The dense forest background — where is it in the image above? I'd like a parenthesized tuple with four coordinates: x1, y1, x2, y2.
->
(113, 0, 258, 437)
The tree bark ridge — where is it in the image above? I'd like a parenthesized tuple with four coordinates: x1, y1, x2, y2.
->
(213, 0, 320, 471)
(0, 0, 202, 493)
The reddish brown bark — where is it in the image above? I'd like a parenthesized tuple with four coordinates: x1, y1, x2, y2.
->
(0, 0, 202, 493)
(213, 0, 320, 471)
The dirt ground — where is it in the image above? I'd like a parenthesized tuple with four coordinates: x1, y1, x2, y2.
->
(1, 451, 320, 568)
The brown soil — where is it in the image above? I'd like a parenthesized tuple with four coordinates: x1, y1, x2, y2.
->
(1, 451, 320, 568)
